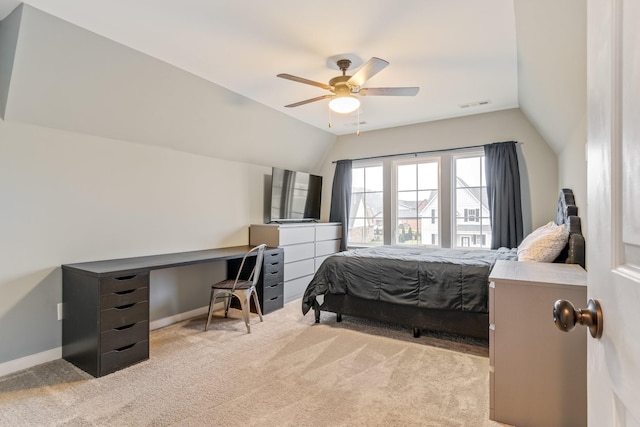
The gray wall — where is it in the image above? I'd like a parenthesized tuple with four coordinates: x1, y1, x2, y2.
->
(0, 4, 20, 118)
(4, 5, 336, 171)
(0, 5, 336, 370)
(514, 0, 587, 226)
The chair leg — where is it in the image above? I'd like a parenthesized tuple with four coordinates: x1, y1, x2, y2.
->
(251, 289, 264, 322)
(205, 288, 216, 331)
(223, 294, 231, 318)
(235, 291, 251, 334)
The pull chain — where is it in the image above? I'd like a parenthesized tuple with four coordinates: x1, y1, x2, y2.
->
(356, 107, 360, 136)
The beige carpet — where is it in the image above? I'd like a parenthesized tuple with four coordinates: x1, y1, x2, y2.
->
(0, 300, 508, 426)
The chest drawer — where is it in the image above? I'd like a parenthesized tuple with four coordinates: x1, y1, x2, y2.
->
(264, 249, 284, 265)
(279, 226, 315, 245)
(100, 340, 149, 376)
(262, 280, 283, 301)
(101, 301, 148, 331)
(101, 286, 148, 309)
(101, 320, 149, 353)
(263, 268, 283, 286)
(101, 273, 149, 294)
(262, 294, 283, 314)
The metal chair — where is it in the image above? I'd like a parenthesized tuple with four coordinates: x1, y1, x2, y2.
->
(204, 244, 266, 333)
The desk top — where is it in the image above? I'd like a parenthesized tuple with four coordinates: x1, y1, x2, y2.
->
(62, 245, 260, 277)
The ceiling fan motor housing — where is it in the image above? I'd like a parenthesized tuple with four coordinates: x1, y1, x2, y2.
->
(330, 75, 355, 95)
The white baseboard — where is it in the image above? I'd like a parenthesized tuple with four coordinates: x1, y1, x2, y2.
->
(0, 347, 62, 377)
(0, 306, 218, 377)
(149, 305, 212, 330)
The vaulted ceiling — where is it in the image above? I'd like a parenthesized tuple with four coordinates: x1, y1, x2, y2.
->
(0, 0, 585, 152)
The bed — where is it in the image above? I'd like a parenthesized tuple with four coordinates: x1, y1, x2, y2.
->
(301, 188, 585, 340)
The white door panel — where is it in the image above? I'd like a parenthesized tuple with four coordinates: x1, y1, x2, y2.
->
(588, 0, 640, 425)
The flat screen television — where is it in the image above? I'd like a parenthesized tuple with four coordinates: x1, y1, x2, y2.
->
(269, 167, 322, 222)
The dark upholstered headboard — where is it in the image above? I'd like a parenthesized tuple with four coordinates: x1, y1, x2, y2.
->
(553, 188, 586, 268)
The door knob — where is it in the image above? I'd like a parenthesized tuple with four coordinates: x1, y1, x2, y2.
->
(553, 298, 603, 339)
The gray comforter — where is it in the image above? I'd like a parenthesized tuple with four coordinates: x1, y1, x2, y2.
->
(302, 245, 517, 315)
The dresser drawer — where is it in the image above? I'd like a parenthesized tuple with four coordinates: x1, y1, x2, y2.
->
(101, 273, 149, 294)
(264, 258, 283, 275)
(263, 268, 284, 286)
(101, 286, 148, 309)
(264, 249, 284, 265)
(100, 339, 149, 376)
(262, 280, 283, 301)
(283, 242, 315, 263)
(315, 224, 342, 241)
(101, 320, 149, 353)
(284, 274, 313, 303)
(101, 301, 148, 331)
(284, 258, 315, 282)
(279, 226, 315, 245)
(262, 294, 283, 314)
(316, 239, 341, 257)
(488, 282, 495, 324)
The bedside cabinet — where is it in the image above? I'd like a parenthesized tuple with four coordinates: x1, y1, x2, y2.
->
(488, 260, 587, 427)
(62, 269, 150, 378)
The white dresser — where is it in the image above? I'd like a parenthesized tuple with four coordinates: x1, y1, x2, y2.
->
(250, 222, 342, 303)
(488, 260, 587, 427)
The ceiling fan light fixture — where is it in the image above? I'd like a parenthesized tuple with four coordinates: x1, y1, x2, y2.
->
(329, 95, 360, 114)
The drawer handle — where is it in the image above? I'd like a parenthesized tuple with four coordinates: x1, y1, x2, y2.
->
(114, 275, 136, 281)
(269, 296, 279, 301)
(267, 283, 279, 288)
(114, 289, 136, 295)
(115, 303, 135, 310)
(114, 343, 136, 352)
(115, 323, 135, 331)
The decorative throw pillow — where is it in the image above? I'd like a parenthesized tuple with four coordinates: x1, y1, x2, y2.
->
(517, 221, 569, 262)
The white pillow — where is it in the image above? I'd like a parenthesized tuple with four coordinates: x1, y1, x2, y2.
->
(517, 221, 569, 262)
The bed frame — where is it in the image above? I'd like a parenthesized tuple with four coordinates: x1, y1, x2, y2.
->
(313, 188, 585, 340)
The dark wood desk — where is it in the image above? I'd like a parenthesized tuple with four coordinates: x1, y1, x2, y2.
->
(61, 245, 284, 377)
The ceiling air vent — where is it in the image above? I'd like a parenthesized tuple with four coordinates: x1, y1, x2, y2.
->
(459, 100, 492, 109)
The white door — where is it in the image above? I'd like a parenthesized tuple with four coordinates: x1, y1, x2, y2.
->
(587, 0, 640, 425)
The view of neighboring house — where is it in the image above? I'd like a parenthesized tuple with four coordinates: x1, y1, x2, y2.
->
(349, 177, 490, 248)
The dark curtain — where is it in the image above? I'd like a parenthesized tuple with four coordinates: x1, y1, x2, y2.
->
(329, 160, 352, 251)
(484, 141, 523, 249)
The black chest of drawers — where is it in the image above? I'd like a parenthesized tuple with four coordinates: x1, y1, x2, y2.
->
(227, 247, 284, 314)
(62, 270, 150, 377)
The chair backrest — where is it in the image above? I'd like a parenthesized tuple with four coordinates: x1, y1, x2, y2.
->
(232, 244, 266, 290)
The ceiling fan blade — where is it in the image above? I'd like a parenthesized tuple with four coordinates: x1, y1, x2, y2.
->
(277, 73, 331, 90)
(359, 87, 420, 96)
(284, 94, 333, 108)
(347, 57, 389, 87)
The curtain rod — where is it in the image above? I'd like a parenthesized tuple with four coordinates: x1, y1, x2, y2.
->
(332, 141, 521, 164)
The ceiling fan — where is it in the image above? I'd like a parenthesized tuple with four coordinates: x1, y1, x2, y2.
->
(277, 57, 419, 114)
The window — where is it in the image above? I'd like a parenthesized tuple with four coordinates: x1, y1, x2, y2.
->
(346, 148, 488, 249)
(349, 163, 383, 246)
(394, 159, 439, 245)
(454, 154, 491, 248)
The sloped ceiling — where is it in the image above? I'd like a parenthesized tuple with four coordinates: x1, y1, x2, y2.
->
(0, 0, 519, 136)
(0, 0, 586, 154)
(513, 0, 586, 154)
